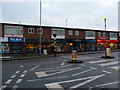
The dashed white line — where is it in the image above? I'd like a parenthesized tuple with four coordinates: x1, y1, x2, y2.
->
(15, 71, 20, 74)
(111, 66, 120, 70)
(23, 70, 27, 73)
(80, 64, 86, 66)
(5, 79, 12, 84)
(12, 85, 18, 90)
(1, 85, 7, 89)
(16, 79, 22, 84)
(35, 72, 47, 78)
(10, 75, 16, 79)
(20, 74, 26, 78)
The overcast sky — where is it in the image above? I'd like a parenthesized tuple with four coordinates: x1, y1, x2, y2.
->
(1, 0, 119, 31)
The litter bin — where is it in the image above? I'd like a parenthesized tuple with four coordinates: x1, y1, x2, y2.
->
(72, 50, 77, 60)
(43, 50, 47, 55)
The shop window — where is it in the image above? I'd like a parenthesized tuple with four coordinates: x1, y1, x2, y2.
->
(85, 31, 95, 39)
(4, 25, 23, 36)
(75, 31, 79, 36)
(110, 33, 117, 40)
(37, 28, 43, 34)
(98, 32, 101, 36)
(69, 30, 73, 35)
(103, 32, 106, 37)
(28, 28, 34, 34)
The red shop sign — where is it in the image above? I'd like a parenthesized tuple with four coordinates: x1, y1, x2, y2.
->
(98, 36, 109, 40)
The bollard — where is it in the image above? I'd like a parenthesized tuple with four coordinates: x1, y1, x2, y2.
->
(68, 50, 83, 63)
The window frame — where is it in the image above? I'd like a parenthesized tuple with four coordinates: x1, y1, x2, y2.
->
(37, 28, 43, 34)
(28, 28, 34, 34)
(75, 31, 79, 36)
(69, 30, 73, 35)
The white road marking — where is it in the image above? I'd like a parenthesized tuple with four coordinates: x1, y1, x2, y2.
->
(23, 70, 27, 73)
(30, 65, 40, 71)
(20, 66, 24, 68)
(99, 61, 119, 67)
(102, 70, 111, 74)
(12, 85, 18, 90)
(45, 83, 64, 89)
(72, 68, 93, 76)
(16, 79, 22, 84)
(5, 79, 13, 84)
(56, 64, 72, 69)
(95, 81, 120, 87)
(70, 74, 105, 88)
(15, 71, 20, 74)
(20, 74, 26, 78)
(28, 76, 69, 82)
(35, 72, 47, 78)
(47, 74, 105, 85)
(111, 66, 120, 70)
(80, 64, 86, 66)
(11, 75, 16, 79)
(1, 85, 7, 89)
(61, 62, 65, 66)
(90, 67, 97, 70)
(85, 57, 95, 60)
(88, 59, 113, 64)
(35, 67, 81, 78)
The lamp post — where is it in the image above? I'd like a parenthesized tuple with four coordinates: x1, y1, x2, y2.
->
(104, 17, 107, 57)
(39, 0, 42, 56)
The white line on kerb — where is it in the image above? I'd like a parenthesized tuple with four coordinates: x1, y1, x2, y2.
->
(20, 74, 25, 78)
(11, 75, 16, 79)
(16, 79, 22, 84)
(5, 79, 13, 84)
(15, 71, 20, 74)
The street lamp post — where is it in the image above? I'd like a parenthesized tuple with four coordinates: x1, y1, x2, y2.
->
(39, 0, 42, 56)
(104, 17, 107, 57)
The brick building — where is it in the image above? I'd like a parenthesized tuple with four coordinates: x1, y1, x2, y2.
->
(0, 23, 119, 54)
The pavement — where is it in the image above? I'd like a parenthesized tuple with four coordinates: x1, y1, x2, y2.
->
(1, 49, 119, 61)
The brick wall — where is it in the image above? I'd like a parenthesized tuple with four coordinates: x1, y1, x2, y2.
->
(23, 26, 51, 39)
(65, 29, 85, 39)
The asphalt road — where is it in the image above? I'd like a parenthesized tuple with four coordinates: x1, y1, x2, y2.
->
(1, 51, 120, 90)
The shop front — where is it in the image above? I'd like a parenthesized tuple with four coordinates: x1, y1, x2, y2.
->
(85, 39, 97, 52)
(49, 39, 66, 53)
(97, 38, 118, 50)
(0, 37, 25, 54)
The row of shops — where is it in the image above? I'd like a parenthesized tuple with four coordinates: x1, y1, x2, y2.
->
(0, 37, 118, 54)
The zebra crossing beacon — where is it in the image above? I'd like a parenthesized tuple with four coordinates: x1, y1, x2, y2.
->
(101, 17, 114, 59)
(68, 50, 83, 63)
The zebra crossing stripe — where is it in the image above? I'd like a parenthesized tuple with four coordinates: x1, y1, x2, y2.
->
(45, 83, 64, 89)
(35, 72, 47, 78)
(88, 59, 113, 64)
(99, 61, 119, 67)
